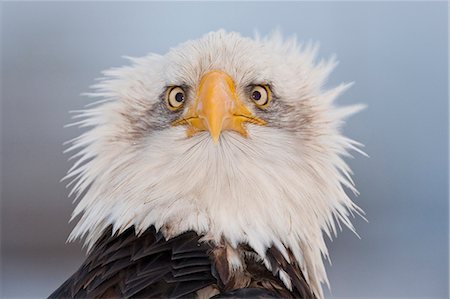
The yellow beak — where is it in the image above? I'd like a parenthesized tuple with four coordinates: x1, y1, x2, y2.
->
(173, 70, 266, 143)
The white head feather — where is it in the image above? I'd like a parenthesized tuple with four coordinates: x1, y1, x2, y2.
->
(65, 30, 365, 298)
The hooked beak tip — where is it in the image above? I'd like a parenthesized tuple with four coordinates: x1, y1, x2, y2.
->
(211, 135, 220, 144)
(206, 120, 223, 144)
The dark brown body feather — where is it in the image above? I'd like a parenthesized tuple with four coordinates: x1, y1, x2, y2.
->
(49, 226, 315, 299)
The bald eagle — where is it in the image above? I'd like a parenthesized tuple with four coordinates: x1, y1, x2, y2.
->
(50, 30, 364, 299)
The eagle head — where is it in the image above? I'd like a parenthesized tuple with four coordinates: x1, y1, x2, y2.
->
(66, 30, 364, 298)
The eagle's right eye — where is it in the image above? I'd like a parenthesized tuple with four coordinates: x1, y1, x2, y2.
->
(166, 87, 185, 110)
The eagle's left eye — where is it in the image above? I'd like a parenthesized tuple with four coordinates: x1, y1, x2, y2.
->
(166, 87, 186, 110)
(250, 85, 271, 108)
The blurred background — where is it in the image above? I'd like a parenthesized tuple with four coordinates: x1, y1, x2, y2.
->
(1, 2, 448, 298)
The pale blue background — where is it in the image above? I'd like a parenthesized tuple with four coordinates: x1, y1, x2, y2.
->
(1, 2, 448, 298)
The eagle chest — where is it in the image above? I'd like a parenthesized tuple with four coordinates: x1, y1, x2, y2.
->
(49, 226, 314, 298)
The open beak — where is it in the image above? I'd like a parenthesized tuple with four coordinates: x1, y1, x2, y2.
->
(173, 70, 266, 143)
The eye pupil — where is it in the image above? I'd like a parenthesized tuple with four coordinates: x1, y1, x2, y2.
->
(175, 92, 184, 103)
(252, 91, 262, 101)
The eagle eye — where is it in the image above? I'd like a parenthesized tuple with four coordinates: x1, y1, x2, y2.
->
(166, 87, 186, 110)
(250, 85, 271, 108)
